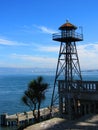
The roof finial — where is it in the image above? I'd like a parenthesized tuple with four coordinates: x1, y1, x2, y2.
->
(66, 19, 69, 23)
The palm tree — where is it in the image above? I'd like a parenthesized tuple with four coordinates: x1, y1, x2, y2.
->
(22, 76, 48, 122)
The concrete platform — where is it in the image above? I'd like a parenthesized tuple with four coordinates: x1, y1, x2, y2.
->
(24, 114, 98, 130)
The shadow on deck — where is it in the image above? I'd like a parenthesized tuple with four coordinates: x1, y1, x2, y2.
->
(24, 114, 98, 130)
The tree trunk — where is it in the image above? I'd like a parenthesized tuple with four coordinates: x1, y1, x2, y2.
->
(32, 104, 37, 123)
(37, 101, 41, 122)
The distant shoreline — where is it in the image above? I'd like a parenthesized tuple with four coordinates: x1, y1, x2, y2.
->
(0, 67, 98, 75)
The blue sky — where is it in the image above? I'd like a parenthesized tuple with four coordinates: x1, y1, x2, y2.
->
(0, 0, 98, 69)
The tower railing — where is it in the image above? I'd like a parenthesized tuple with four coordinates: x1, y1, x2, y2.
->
(53, 32, 83, 41)
(58, 80, 98, 93)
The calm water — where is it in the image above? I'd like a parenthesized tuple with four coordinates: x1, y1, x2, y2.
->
(0, 70, 98, 129)
(0, 74, 55, 130)
(0, 74, 55, 115)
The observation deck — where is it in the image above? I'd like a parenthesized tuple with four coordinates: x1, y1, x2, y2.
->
(58, 80, 98, 101)
(53, 32, 83, 42)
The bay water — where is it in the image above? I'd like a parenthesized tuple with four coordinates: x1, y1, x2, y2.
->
(0, 74, 55, 115)
(0, 69, 98, 129)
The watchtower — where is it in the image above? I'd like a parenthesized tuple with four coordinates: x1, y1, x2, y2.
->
(51, 21, 83, 119)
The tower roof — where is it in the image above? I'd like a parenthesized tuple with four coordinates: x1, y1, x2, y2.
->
(59, 20, 77, 30)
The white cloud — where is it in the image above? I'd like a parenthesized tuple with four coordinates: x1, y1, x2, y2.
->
(10, 43, 98, 69)
(0, 38, 28, 46)
(1, 34, 98, 70)
(37, 46, 59, 52)
(11, 53, 57, 68)
(30, 41, 60, 53)
(77, 43, 98, 69)
(34, 25, 57, 34)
